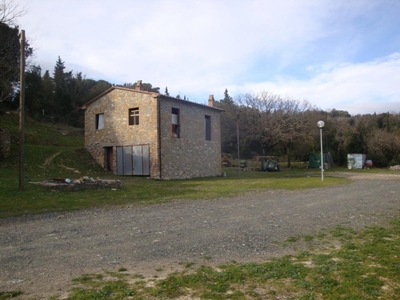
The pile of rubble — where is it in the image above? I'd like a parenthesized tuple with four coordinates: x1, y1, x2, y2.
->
(30, 176, 122, 191)
(389, 165, 400, 170)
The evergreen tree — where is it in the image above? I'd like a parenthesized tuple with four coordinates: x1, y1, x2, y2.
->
(0, 23, 32, 106)
(25, 65, 43, 116)
(41, 70, 55, 117)
(216, 89, 238, 155)
(53, 56, 73, 117)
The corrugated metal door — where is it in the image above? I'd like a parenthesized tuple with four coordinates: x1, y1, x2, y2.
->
(116, 145, 150, 176)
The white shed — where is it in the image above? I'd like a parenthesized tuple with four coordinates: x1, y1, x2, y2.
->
(347, 154, 366, 169)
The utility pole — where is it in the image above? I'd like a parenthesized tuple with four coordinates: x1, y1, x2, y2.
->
(237, 122, 240, 177)
(19, 30, 26, 191)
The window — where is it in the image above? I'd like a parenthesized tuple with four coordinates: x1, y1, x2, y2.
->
(96, 113, 104, 130)
(172, 108, 180, 138)
(129, 108, 139, 125)
(205, 115, 211, 140)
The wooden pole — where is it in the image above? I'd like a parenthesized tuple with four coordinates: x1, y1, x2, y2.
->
(237, 122, 240, 177)
(19, 30, 26, 191)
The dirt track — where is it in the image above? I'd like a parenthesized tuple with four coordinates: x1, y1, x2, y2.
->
(1, 172, 399, 299)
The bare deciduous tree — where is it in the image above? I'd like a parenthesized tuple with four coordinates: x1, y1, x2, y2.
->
(273, 98, 315, 167)
(0, 0, 26, 26)
(237, 92, 318, 166)
(237, 92, 282, 156)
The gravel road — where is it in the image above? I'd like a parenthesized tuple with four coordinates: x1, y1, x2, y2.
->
(1, 173, 399, 299)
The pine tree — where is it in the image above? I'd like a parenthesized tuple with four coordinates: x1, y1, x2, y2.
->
(25, 65, 43, 116)
(53, 56, 72, 117)
(41, 70, 55, 116)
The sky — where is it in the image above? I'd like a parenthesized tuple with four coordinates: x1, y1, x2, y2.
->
(14, 0, 400, 115)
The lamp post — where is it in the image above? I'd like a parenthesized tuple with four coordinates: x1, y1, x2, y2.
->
(317, 120, 325, 181)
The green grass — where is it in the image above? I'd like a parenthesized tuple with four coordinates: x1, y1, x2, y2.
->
(39, 218, 400, 299)
(0, 290, 23, 300)
(0, 159, 350, 218)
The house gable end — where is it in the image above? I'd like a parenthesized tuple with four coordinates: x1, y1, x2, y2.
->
(81, 86, 159, 110)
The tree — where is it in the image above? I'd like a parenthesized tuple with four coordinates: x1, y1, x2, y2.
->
(216, 89, 239, 155)
(366, 129, 400, 167)
(0, 0, 31, 105)
(0, 0, 25, 26)
(273, 98, 315, 167)
(237, 92, 284, 156)
(0, 23, 32, 104)
(40, 70, 55, 116)
(24, 64, 43, 116)
(122, 81, 160, 93)
(0, 23, 19, 103)
(81, 79, 111, 104)
(52, 56, 74, 116)
(235, 92, 319, 165)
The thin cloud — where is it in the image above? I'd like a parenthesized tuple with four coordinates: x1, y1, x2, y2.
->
(245, 53, 400, 114)
(15, 0, 400, 114)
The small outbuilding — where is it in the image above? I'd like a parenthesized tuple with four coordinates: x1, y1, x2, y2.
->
(347, 153, 366, 169)
(308, 152, 335, 169)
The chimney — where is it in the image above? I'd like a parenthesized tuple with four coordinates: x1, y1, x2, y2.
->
(208, 95, 215, 107)
(135, 80, 143, 91)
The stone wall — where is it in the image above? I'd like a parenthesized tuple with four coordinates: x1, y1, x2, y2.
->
(84, 88, 160, 178)
(159, 98, 221, 179)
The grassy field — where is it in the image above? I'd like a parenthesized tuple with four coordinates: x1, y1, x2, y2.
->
(0, 157, 352, 218)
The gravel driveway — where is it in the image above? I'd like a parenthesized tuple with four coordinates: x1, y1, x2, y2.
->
(1, 173, 399, 299)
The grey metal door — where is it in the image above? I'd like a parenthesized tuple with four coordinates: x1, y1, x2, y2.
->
(116, 145, 150, 176)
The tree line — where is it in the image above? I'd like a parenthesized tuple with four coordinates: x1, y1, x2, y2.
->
(215, 90, 400, 168)
(1, 0, 399, 167)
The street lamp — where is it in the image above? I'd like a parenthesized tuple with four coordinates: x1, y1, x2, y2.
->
(317, 120, 325, 181)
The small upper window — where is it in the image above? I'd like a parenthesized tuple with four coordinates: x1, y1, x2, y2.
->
(96, 113, 104, 130)
(129, 108, 139, 125)
(205, 115, 211, 140)
(172, 107, 180, 138)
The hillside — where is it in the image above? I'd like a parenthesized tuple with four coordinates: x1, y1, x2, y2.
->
(0, 112, 109, 183)
(0, 111, 84, 148)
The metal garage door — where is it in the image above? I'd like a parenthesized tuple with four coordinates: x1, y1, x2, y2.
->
(116, 145, 150, 176)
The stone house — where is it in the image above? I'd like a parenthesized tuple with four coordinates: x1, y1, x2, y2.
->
(81, 82, 222, 179)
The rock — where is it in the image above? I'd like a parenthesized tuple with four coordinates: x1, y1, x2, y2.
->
(30, 178, 123, 191)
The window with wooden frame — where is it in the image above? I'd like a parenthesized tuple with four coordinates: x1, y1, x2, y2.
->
(205, 115, 211, 140)
(172, 107, 180, 138)
(129, 108, 139, 126)
(96, 113, 104, 130)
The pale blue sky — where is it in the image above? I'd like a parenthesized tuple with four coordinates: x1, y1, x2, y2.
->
(16, 0, 400, 115)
